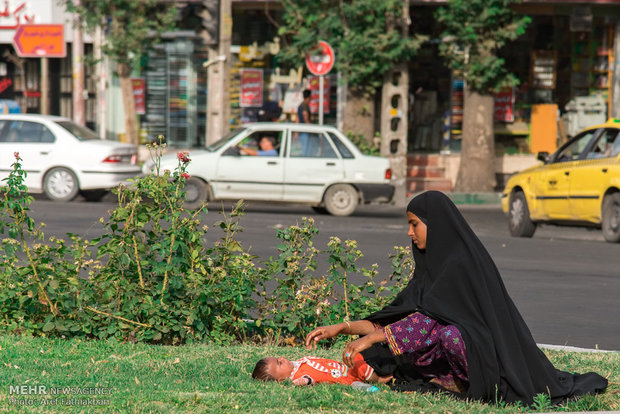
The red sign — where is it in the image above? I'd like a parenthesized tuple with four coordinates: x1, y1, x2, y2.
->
(240, 69, 263, 107)
(0, 78, 12, 94)
(494, 87, 515, 122)
(132, 78, 146, 115)
(308, 76, 329, 114)
(13, 24, 65, 58)
(305, 41, 335, 76)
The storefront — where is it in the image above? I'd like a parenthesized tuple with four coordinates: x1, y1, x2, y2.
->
(407, 2, 620, 157)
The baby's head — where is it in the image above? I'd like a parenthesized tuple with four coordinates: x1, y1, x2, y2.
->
(252, 357, 294, 382)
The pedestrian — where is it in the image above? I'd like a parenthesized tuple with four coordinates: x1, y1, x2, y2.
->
(296, 89, 313, 156)
(305, 190, 608, 406)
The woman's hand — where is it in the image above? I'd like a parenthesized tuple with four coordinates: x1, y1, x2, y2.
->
(342, 330, 385, 368)
(305, 324, 344, 349)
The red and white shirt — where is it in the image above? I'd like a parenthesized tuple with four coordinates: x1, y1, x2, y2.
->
(289, 355, 374, 386)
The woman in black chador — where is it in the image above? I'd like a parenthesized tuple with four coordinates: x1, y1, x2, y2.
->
(305, 190, 607, 406)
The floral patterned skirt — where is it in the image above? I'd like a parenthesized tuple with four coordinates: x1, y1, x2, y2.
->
(382, 312, 469, 393)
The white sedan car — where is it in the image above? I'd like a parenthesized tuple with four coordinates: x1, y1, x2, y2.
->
(0, 114, 142, 201)
(145, 123, 395, 216)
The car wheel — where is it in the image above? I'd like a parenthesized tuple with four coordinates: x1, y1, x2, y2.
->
(183, 177, 209, 210)
(324, 184, 359, 216)
(602, 193, 620, 243)
(311, 206, 328, 215)
(43, 167, 79, 202)
(80, 189, 109, 202)
(508, 191, 536, 238)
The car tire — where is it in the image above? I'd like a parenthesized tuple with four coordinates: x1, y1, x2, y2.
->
(324, 184, 359, 216)
(80, 189, 109, 202)
(183, 177, 209, 210)
(43, 167, 79, 202)
(508, 191, 536, 238)
(311, 206, 328, 215)
(601, 193, 620, 243)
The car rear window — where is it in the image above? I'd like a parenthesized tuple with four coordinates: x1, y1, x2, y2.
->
(329, 133, 355, 159)
(55, 121, 100, 141)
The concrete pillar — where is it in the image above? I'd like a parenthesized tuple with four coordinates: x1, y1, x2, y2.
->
(72, 0, 85, 126)
(611, 20, 620, 118)
(206, 0, 232, 145)
(380, 2, 409, 207)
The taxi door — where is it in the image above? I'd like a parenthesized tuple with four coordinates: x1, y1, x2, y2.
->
(535, 129, 598, 220)
(569, 128, 617, 222)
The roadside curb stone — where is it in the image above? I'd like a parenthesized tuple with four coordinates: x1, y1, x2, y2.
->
(448, 192, 502, 205)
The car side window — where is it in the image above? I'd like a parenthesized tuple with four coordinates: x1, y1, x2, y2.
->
(329, 132, 355, 159)
(0, 121, 55, 143)
(585, 129, 618, 159)
(289, 132, 338, 158)
(554, 130, 597, 163)
(238, 130, 282, 156)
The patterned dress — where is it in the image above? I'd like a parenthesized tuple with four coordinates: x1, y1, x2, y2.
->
(382, 312, 469, 392)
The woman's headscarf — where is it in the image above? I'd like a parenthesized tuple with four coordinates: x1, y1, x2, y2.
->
(365, 191, 607, 405)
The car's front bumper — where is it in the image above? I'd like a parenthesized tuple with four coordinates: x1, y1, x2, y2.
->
(356, 183, 395, 204)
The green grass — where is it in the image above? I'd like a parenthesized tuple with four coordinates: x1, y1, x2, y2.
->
(0, 335, 617, 413)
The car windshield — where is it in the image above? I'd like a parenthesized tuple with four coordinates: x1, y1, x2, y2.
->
(206, 127, 245, 152)
(55, 121, 100, 141)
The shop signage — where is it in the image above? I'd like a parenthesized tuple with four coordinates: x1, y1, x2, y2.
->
(305, 41, 335, 76)
(240, 68, 263, 107)
(0, 1, 35, 30)
(13, 24, 65, 57)
(493, 87, 515, 123)
(131, 78, 146, 115)
(308, 76, 329, 114)
(0, 78, 12, 94)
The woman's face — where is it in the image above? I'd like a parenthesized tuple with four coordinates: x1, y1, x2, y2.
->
(407, 211, 427, 250)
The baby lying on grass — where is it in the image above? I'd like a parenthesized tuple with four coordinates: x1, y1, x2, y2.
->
(252, 353, 392, 390)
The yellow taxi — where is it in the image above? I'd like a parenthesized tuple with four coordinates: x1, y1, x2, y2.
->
(501, 119, 620, 242)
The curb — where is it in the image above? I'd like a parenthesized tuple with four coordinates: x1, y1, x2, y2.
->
(538, 343, 618, 353)
(448, 192, 502, 205)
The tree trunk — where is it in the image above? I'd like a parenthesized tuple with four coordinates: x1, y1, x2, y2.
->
(342, 87, 375, 143)
(117, 62, 138, 145)
(454, 88, 496, 192)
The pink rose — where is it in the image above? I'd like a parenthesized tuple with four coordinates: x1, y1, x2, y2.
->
(177, 152, 190, 163)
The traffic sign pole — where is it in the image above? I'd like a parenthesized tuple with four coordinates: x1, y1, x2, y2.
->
(319, 75, 324, 125)
(306, 40, 335, 126)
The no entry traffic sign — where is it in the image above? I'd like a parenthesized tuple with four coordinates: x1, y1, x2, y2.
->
(305, 40, 335, 76)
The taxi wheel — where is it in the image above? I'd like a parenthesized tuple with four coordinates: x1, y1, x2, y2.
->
(508, 191, 536, 238)
(324, 184, 359, 216)
(183, 178, 209, 210)
(43, 167, 79, 202)
(602, 193, 620, 243)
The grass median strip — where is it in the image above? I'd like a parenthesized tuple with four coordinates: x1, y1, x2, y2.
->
(0, 335, 617, 413)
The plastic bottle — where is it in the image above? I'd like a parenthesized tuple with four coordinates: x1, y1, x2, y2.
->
(351, 381, 379, 392)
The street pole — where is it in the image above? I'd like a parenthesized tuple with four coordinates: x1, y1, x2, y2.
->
(205, 0, 231, 146)
(95, 25, 107, 139)
(319, 75, 324, 125)
(40, 57, 49, 114)
(72, 0, 85, 126)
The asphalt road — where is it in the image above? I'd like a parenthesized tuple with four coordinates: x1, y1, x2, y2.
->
(24, 194, 620, 351)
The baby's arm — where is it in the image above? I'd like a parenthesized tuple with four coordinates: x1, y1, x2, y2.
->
(292, 375, 314, 386)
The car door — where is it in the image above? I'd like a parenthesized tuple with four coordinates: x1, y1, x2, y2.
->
(213, 129, 284, 201)
(569, 128, 619, 221)
(535, 129, 598, 220)
(283, 127, 344, 203)
(0, 120, 56, 191)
